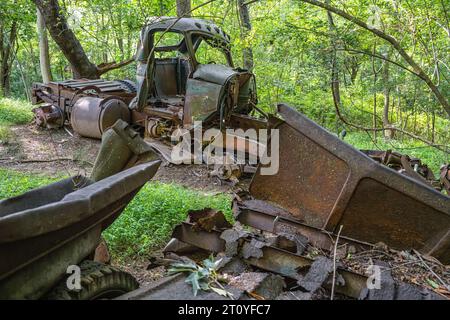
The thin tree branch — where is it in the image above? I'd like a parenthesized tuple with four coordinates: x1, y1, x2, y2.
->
(331, 85, 449, 153)
(97, 56, 135, 75)
(299, 0, 450, 118)
(337, 48, 417, 76)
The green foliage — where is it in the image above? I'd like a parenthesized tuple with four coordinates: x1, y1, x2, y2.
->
(107, 183, 231, 257)
(168, 255, 232, 297)
(0, 124, 13, 143)
(103, 182, 232, 259)
(0, 169, 58, 199)
(0, 98, 34, 125)
(1, 0, 448, 151)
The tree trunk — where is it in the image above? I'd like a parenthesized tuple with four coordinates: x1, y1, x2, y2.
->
(0, 18, 18, 97)
(176, 0, 191, 18)
(33, 0, 134, 79)
(432, 109, 436, 143)
(371, 44, 378, 141)
(33, 0, 98, 79)
(382, 51, 394, 139)
(36, 7, 52, 83)
(16, 58, 31, 100)
(238, 0, 254, 71)
(349, 56, 359, 84)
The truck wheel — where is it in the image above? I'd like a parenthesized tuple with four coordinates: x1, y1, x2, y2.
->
(45, 260, 139, 300)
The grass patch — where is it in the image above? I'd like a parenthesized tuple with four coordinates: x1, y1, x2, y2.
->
(0, 98, 34, 126)
(103, 182, 232, 260)
(346, 132, 449, 175)
(0, 169, 232, 260)
(0, 169, 59, 199)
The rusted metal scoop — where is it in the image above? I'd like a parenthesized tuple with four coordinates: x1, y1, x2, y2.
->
(249, 104, 450, 264)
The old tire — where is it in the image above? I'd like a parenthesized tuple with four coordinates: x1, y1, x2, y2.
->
(45, 260, 139, 300)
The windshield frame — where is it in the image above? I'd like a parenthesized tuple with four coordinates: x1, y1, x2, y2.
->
(187, 31, 234, 68)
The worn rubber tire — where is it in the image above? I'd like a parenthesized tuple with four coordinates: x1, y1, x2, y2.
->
(45, 260, 139, 300)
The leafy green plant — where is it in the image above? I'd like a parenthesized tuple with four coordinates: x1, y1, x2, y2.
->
(0, 169, 60, 199)
(168, 256, 232, 298)
(0, 98, 33, 125)
(0, 124, 13, 143)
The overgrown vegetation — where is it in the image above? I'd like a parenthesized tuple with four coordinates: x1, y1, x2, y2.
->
(0, 98, 34, 125)
(1, 0, 448, 150)
(103, 182, 232, 259)
(0, 169, 232, 259)
(0, 169, 58, 198)
(0, 0, 448, 262)
(0, 98, 34, 142)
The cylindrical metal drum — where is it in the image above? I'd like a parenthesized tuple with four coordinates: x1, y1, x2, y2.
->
(71, 97, 130, 139)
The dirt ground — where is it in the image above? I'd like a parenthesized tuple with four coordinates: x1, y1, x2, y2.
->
(0, 124, 247, 193)
(0, 124, 249, 287)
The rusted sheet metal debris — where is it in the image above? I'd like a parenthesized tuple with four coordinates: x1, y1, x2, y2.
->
(171, 221, 368, 299)
(358, 261, 445, 300)
(441, 164, 450, 195)
(168, 219, 447, 300)
(117, 273, 245, 300)
(228, 272, 285, 299)
(234, 199, 371, 253)
(187, 208, 232, 232)
(362, 149, 446, 193)
(250, 103, 450, 264)
(296, 256, 334, 294)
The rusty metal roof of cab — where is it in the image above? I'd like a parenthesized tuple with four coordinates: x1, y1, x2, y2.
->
(136, 17, 233, 70)
(141, 17, 231, 42)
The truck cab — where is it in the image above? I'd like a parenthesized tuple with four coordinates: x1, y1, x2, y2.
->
(30, 17, 266, 160)
(132, 17, 258, 139)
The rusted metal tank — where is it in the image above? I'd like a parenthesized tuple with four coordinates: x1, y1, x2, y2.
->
(70, 96, 131, 139)
(249, 104, 450, 264)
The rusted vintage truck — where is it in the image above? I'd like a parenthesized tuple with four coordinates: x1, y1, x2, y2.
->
(31, 18, 265, 146)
